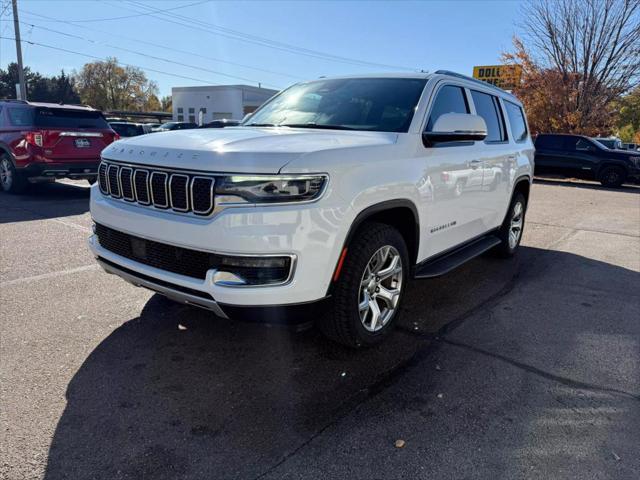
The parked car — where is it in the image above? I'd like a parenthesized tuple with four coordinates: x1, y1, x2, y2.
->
(152, 121, 197, 132)
(109, 121, 148, 138)
(199, 119, 240, 128)
(622, 143, 638, 151)
(0, 100, 119, 193)
(89, 71, 534, 347)
(535, 133, 640, 187)
(593, 137, 624, 150)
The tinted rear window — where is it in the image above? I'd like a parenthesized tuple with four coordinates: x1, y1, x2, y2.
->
(34, 108, 109, 129)
(110, 123, 143, 137)
(535, 135, 565, 149)
(504, 101, 528, 142)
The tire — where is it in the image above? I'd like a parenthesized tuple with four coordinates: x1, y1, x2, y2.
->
(493, 192, 526, 258)
(318, 222, 409, 348)
(0, 155, 27, 194)
(599, 166, 626, 188)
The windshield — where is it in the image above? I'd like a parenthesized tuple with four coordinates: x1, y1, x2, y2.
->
(33, 108, 109, 129)
(159, 122, 177, 129)
(244, 78, 427, 132)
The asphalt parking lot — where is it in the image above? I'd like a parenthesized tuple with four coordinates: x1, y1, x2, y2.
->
(1, 178, 639, 480)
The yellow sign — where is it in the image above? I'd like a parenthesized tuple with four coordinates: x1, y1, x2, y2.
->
(472, 65, 522, 90)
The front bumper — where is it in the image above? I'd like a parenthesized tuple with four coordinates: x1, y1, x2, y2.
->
(89, 185, 349, 311)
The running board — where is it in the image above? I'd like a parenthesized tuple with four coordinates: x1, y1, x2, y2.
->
(414, 235, 501, 279)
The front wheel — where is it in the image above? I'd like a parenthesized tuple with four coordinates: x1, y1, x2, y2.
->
(493, 192, 526, 257)
(318, 222, 409, 348)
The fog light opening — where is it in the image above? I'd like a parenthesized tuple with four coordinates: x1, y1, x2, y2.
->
(213, 255, 293, 287)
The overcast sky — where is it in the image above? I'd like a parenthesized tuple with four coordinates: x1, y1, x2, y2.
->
(0, 0, 525, 97)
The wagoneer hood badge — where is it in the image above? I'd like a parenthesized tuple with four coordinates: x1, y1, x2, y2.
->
(101, 126, 398, 174)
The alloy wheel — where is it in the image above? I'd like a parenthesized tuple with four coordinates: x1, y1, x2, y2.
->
(509, 201, 524, 249)
(0, 159, 12, 190)
(358, 245, 403, 332)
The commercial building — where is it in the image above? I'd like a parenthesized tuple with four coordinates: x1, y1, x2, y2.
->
(171, 85, 279, 124)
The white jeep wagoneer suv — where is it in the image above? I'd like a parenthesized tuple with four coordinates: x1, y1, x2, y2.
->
(89, 71, 534, 347)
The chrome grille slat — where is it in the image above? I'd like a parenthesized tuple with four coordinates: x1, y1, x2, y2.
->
(107, 164, 121, 198)
(99, 160, 215, 216)
(119, 167, 134, 201)
(133, 170, 150, 205)
(169, 174, 190, 212)
(98, 163, 109, 194)
(191, 176, 215, 215)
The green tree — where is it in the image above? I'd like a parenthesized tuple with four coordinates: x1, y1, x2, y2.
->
(74, 57, 159, 111)
(1, 63, 81, 103)
(160, 95, 172, 112)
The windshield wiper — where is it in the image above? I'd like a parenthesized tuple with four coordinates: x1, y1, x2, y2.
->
(244, 122, 276, 127)
(279, 123, 356, 130)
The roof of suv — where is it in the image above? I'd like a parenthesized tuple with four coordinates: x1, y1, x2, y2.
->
(305, 70, 520, 103)
(0, 99, 98, 111)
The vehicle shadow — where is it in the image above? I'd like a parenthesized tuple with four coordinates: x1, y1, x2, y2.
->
(42, 246, 639, 479)
(533, 176, 640, 193)
(0, 181, 90, 224)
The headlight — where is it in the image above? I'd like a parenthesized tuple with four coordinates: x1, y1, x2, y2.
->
(215, 174, 327, 204)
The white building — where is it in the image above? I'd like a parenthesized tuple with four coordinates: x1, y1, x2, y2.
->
(171, 85, 279, 124)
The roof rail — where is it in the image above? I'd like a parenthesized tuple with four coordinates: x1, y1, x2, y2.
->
(434, 70, 515, 97)
(0, 99, 28, 104)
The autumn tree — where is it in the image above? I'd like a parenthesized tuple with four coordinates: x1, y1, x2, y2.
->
(504, 0, 640, 136)
(74, 57, 159, 111)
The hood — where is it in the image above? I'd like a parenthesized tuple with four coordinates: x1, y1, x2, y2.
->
(100, 126, 398, 174)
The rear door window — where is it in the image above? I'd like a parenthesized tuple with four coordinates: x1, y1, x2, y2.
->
(504, 101, 528, 142)
(470, 90, 506, 142)
(426, 85, 469, 131)
(33, 108, 109, 129)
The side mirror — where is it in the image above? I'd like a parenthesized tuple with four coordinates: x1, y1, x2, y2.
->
(423, 113, 487, 147)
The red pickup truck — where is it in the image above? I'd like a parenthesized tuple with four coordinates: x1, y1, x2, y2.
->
(0, 100, 119, 193)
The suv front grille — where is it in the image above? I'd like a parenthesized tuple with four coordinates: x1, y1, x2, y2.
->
(98, 160, 215, 215)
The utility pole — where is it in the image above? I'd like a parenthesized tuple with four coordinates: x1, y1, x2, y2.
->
(11, 0, 27, 100)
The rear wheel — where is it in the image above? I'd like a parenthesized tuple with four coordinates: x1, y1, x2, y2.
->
(599, 166, 626, 188)
(318, 222, 409, 348)
(493, 192, 526, 257)
(0, 155, 27, 194)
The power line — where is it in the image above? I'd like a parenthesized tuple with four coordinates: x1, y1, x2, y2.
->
(0, 35, 258, 86)
(18, 0, 210, 23)
(12, 19, 284, 89)
(18, 8, 303, 81)
(123, 0, 417, 71)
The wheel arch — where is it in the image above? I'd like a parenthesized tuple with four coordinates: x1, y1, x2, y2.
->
(327, 199, 420, 295)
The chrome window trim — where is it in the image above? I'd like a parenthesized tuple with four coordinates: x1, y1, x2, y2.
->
(190, 176, 215, 215)
(169, 174, 190, 212)
(133, 169, 151, 205)
(107, 164, 121, 198)
(150, 171, 169, 209)
(119, 167, 135, 201)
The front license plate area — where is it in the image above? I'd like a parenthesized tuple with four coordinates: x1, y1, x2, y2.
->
(131, 238, 147, 260)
